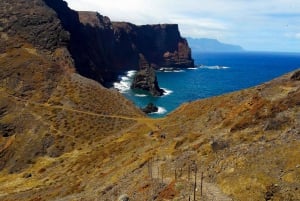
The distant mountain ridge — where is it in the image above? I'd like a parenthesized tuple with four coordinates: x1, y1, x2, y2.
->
(187, 37, 244, 52)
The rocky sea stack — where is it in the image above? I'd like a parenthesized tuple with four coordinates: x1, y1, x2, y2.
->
(131, 54, 165, 96)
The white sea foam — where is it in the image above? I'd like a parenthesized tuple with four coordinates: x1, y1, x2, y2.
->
(188, 67, 198, 70)
(127, 70, 137, 77)
(159, 68, 185, 73)
(200, 65, 230, 70)
(159, 67, 173, 71)
(151, 106, 167, 115)
(113, 80, 130, 93)
(134, 94, 148, 97)
(121, 76, 130, 81)
(161, 88, 173, 96)
(173, 70, 185, 72)
(113, 70, 137, 93)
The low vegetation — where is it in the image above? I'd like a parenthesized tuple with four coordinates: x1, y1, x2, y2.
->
(0, 4, 299, 199)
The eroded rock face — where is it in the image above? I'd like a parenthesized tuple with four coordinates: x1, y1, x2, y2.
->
(131, 54, 165, 96)
(0, 0, 69, 53)
(291, 70, 300, 81)
(42, 2, 193, 84)
(112, 22, 194, 69)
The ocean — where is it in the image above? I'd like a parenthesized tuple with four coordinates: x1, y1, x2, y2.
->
(113, 51, 300, 118)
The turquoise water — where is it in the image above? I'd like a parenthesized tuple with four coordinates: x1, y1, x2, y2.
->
(114, 51, 300, 118)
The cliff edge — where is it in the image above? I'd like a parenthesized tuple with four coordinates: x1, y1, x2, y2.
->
(42, 2, 194, 84)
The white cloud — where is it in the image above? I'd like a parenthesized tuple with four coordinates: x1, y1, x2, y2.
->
(171, 17, 228, 30)
(172, 16, 230, 40)
(284, 32, 300, 39)
(295, 33, 300, 39)
(66, 0, 230, 37)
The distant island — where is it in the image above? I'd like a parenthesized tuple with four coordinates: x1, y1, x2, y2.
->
(187, 37, 244, 52)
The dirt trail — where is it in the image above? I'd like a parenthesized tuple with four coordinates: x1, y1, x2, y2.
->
(5, 92, 233, 201)
(180, 174, 233, 201)
(202, 181, 233, 201)
(148, 156, 233, 201)
(6, 92, 157, 130)
(43, 104, 161, 132)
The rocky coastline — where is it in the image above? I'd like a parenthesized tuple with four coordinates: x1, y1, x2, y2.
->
(41, 1, 194, 86)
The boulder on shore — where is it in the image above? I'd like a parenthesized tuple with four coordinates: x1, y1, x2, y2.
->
(142, 103, 158, 114)
(291, 70, 300, 81)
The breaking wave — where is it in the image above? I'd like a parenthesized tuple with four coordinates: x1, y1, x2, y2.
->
(134, 94, 148, 97)
(199, 65, 230, 70)
(150, 106, 167, 115)
(113, 70, 136, 93)
(162, 88, 173, 96)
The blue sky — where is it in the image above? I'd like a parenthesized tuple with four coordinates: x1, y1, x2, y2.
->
(65, 0, 300, 52)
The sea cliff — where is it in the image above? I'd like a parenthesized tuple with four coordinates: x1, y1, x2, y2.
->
(44, 0, 194, 84)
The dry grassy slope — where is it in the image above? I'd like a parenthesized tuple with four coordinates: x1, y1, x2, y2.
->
(0, 43, 147, 200)
(160, 70, 300, 200)
(0, 44, 299, 201)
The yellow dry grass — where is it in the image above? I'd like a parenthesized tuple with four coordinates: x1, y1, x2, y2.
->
(0, 44, 299, 200)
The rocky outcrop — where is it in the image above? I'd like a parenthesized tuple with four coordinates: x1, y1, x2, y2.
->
(141, 103, 158, 114)
(0, 0, 69, 53)
(291, 70, 300, 81)
(112, 22, 194, 69)
(131, 55, 165, 96)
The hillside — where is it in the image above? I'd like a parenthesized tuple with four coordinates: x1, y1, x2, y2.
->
(0, 0, 299, 201)
(187, 38, 244, 52)
(163, 70, 300, 200)
(1, 52, 299, 200)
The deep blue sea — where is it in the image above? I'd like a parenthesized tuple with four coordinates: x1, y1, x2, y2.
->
(114, 51, 300, 118)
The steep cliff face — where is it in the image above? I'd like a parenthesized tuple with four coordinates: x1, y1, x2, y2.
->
(42, 0, 112, 83)
(78, 12, 140, 82)
(112, 22, 194, 69)
(42, 1, 194, 84)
